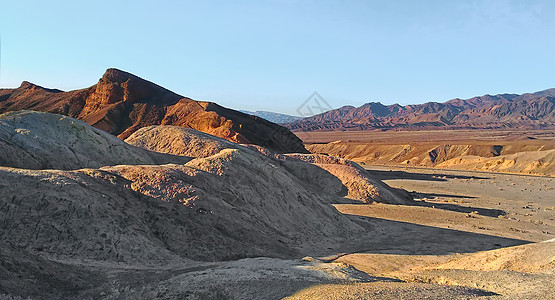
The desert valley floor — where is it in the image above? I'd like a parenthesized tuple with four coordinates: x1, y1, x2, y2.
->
(291, 165, 555, 299)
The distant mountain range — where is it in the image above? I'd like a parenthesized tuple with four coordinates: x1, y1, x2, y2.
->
(2, 69, 552, 143)
(286, 89, 555, 131)
(0, 69, 307, 153)
(240, 110, 301, 124)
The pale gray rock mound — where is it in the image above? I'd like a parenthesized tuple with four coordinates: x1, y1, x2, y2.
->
(126, 125, 413, 205)
(286, 154, 413, 204)
(0, 110, 189, 169)
(0, 149, 364, 264)
(125, 125, 241, 158)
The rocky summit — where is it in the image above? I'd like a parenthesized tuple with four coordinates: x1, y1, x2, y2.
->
(0, 68, 307, 154)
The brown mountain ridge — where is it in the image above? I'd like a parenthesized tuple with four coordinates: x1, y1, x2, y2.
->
(287, 89, 555, 131)
(0, 68, 307, 153)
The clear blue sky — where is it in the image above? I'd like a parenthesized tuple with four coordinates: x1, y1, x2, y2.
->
(1, 0, 554, 115)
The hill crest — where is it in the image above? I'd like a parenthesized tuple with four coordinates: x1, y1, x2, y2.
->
(0, 68, 307, 153)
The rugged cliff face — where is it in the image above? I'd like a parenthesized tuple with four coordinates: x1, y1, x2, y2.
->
(0, 68, 307, 153)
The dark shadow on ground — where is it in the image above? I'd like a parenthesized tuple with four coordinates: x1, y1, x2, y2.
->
(332, 198, 367, 204)
(331, 194, 505, 217)
(1, 212, 526, 300)
(412, 201, 506, 217)
(407, 191, 505, 217)
(322, 211, 530, 257)
(361, 168, 504, 216)
(411, 192, 477, 199)
(365, 169, 489, 181)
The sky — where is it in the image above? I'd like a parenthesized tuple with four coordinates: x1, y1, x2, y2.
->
(1, 0, 554, 115)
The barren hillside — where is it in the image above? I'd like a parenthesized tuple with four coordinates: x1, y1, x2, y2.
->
(0, 110, 190, 169)
(0, 111, 416, 299)
(0, 69, 307, 153)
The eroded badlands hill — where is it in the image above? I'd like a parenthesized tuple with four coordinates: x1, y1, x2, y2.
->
(303, 129, 555, 176)
(0, 111, 414, 298)
(0, 69, 307, 153)
(0, 110, 189, 169)
(125, 125, 412, 204)
(308, 142, 555, 176)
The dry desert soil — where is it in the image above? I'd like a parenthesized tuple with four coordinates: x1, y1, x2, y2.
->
(287, 165, 554, 299)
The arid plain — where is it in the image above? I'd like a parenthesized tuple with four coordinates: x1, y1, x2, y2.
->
(288, 165, 555, 298)
(287, 129, 555, 298)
